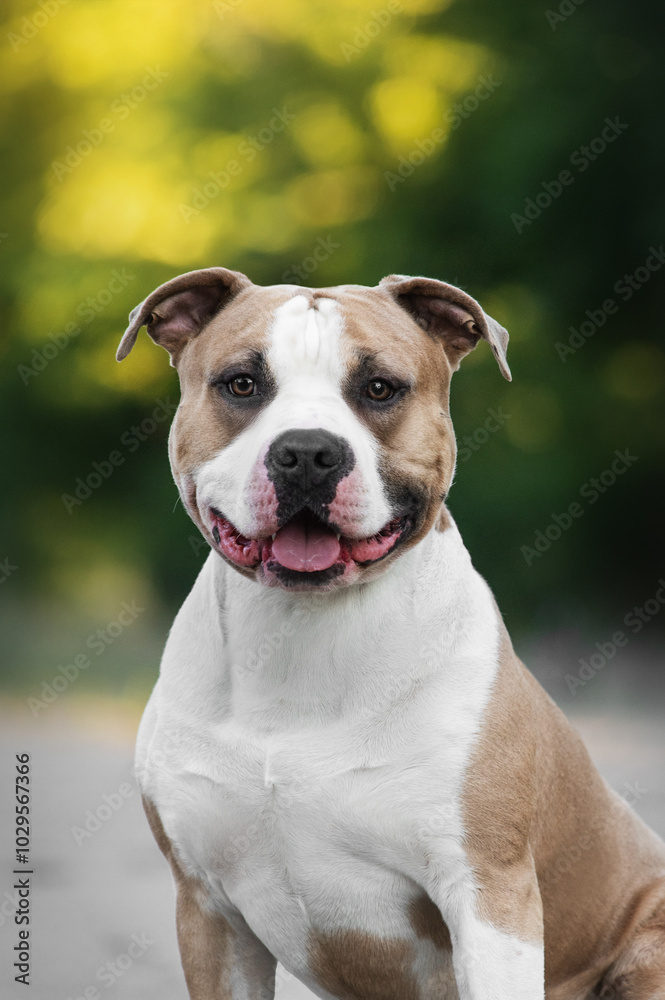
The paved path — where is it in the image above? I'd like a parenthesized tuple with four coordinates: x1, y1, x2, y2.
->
(1, 698, 664, 1000)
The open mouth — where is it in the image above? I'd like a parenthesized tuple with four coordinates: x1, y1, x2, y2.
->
(210, 508, 408, 576)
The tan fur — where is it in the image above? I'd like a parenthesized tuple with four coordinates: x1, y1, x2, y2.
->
(408, 893, 453, 951)
(142, 797, 275, 1000)
(461, 630, 544, 946)
(435, 506, 452, 533)
(377, 275, 511, 381)
(526, 658, 665, 996)
(462, 624, 665, 997)
(336, 288, 458, 553)
(307, 928, 420, 1000)
(601, 883, 665, 998)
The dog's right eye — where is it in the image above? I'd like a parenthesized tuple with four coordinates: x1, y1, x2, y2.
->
(366, 379, 394, 402)
(228, 376, 256, 397)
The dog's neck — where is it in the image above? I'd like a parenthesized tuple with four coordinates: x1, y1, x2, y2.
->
(172, 509, 498, 732)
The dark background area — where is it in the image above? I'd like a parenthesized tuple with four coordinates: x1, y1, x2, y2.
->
(1, 0, 663, 711)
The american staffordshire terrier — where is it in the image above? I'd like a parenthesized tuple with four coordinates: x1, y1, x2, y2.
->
(118, 269, 665, 1000)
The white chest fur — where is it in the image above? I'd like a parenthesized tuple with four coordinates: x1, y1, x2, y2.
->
(136, 521, 502, 983)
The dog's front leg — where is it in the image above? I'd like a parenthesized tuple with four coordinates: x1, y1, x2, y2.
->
(174, 877, 277, 1000)
(431, 862, 545, 1000)
(143, 797, 277, 1000)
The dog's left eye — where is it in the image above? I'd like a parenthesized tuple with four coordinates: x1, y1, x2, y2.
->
(228, 376, 256, 397)
(366, 379, 394, 401)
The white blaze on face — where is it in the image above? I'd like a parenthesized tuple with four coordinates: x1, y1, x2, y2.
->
(266, 295, 346, 429)
(195, 294, 393, 539)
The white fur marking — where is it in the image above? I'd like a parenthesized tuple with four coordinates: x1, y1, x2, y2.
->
(451, 912, 544, 1000)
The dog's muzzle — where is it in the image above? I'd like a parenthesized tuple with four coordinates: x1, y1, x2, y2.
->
(208, 427, 412, 584)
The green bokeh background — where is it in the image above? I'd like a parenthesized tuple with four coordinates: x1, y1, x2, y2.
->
(1, 0, 663, 707)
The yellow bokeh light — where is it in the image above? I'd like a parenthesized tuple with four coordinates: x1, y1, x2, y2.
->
(292, 102, 365, 167)
(78, 330, 172, 401)
(233, 192, 302, 253)
(208, 0, 453, 66)
(399, 0, 455, 10)
(191, 132, 257, 180)
(370, 76, 442, 151)
(288, 166, 380, 227)
(49, 549, 154, 619)
(38, 156, 228, 266)
(43, 0, 200, 89)
(383, 35, 487, 92)
(12, 0, 492, 278)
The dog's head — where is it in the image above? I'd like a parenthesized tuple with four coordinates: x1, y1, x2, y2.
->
(117, 268, 510, 591)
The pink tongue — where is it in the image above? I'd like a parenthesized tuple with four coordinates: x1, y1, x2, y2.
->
(271, 519, 341, 572)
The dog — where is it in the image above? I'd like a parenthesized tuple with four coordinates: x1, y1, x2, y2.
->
(118, 269, 665, 1000)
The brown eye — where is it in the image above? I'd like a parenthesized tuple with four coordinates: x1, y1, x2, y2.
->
(228, 376, 255, 397)
(366, 379, 394, 401)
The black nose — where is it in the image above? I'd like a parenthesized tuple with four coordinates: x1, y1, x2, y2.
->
(266, 429, 354, 497)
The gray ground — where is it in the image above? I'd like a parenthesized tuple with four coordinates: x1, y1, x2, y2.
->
(1, 699, 664, 1000)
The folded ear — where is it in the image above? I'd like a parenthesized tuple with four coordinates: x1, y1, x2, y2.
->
(379, 274, 511, 381)
(116, 266, 252, 365)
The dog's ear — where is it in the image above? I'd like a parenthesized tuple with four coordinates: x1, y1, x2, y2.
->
(379, 274, 511, 381)
(116, 267, 253, 365)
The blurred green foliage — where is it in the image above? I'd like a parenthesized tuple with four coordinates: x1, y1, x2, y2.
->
(1, 0, 664, 693)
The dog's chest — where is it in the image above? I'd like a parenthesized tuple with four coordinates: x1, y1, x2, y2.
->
(140, 541, 499, 995)
(149, 675, 479, 995)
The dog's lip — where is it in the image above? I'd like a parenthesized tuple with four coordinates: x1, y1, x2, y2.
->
(209, 507, 409, 572)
